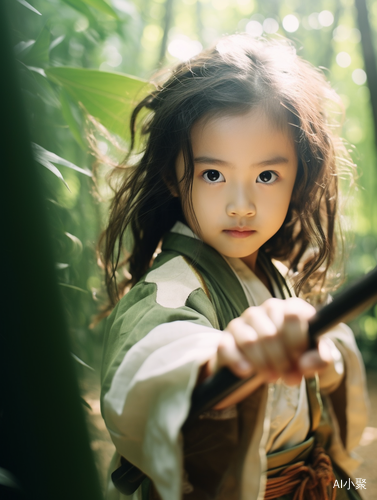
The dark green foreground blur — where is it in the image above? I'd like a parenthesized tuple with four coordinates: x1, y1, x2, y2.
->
(0, 2, 103, 499)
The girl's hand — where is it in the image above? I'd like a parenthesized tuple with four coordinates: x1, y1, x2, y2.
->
(205, 298, 342, 388)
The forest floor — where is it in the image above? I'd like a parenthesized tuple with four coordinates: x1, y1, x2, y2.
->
(82, 369, 377, 499)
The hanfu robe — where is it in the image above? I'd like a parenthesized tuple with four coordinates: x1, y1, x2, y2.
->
(101, 222, 368, 500)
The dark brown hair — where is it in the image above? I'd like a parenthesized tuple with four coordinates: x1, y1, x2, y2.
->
(100, 35, 352, 307)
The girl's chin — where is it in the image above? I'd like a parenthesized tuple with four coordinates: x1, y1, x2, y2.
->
(223, 249, 259, 262)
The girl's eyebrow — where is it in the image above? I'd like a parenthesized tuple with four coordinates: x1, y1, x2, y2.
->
(255, 156, 290, 167)
(194, 155, 290, 167)
(194, 156, 229, 166)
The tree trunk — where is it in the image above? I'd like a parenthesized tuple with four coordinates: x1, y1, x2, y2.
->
(159, 0, 174, 64)
(320, 1, 343, 71)
(354, 0, 377, 151)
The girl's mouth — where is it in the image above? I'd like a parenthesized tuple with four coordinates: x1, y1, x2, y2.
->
(223, 229, 256, 238)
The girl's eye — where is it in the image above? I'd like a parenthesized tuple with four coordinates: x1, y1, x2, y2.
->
(256, 170, 278, 184)
(202, 170, 225, 183)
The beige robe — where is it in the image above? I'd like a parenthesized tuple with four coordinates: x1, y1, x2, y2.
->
(102, 223, 368, 500)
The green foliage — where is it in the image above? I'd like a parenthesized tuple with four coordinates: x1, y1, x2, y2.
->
(16, 0, 42, 15)
(46, 66, 150, 139)
(79, 0, 118, 18)
(33, 142, 91, 189)
(22, 25, 50, 66)
(60, 88, 86, 148)
(10, 0, 377, 372)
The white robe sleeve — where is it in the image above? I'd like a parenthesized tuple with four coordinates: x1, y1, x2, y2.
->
(103, 321, 223, 500)
(322, 323, 369, 473)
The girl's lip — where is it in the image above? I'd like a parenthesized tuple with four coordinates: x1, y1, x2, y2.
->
(223, 229, 256, 238)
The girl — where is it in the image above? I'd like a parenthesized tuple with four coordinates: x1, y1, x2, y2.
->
(100, 35, 368, 500)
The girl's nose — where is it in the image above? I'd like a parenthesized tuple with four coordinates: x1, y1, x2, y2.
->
(226, 190, 256, 217)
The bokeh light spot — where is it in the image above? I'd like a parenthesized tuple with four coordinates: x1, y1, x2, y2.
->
(363, 316, 377, 340)
(352, 69, 367, 85)
(308, 13, 321, 30)
(282, 14, 299, 33)
(87, 276, 101, 291)
(102, 44, 122, 67)
(212, 0, 229, 10)
(263, 18, 279, 34)
(246, 20, 263, 37)
(143, 24, 163, 42)
(336, 51, 351, 68)
(333, 25, 350, 42)
(318, 10, 334, 27)
(236, 0, 254, 15)
(168, 37, 203, 61)
(74, 16, 89, 32)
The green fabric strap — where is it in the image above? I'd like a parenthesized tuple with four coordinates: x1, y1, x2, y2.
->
(162, 232, 292, 328)
(162, 233, 250, 328)
(306, 375, 322, 434)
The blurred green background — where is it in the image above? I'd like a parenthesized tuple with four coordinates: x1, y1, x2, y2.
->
(7, 0, 377, 374)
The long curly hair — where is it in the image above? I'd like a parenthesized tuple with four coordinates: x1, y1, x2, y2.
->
(99, 35, 353, 307)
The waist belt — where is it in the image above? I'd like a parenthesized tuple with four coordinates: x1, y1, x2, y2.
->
(264, 437, 336, 500)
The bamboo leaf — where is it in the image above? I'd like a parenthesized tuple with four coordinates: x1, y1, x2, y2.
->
(45, 66, 152, 140)
(61, 0, 97, 25)
(22, 26, 50, 67)
(59, 283, 88, 293)
(32, 143, 92, 177)
(25, 65, 46, 77)
(71, 353, 95, 371)
(56, 263, 69, 269)
(81, 0, 118, 18)
(50, 35, 65, 52)
(19, 63, 60, 108)
(64, 232, 83, 253)
(16, 0, 42, 15)
(0, 467, 20, 489)
(60, 89, 86, 150)
(14, 39, 35, 56)
(33, 153, 71, 191)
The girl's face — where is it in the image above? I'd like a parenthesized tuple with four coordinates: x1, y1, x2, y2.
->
(175, 108, 298, 272)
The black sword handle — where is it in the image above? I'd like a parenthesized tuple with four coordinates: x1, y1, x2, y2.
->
(186, 266, 377, 423)
(307, 267, 377, 346)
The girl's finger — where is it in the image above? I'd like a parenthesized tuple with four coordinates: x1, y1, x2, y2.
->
(260, 334, 292, 376)
(244, 303, 294, 375)
(216, 331, 254, 378)
(261, 299, 300, 371)
(226, 317, 269, 376)
(281, 316, 308, 361)
(230, 312, 289, 379)
(298, 349, 329, 378)
(264, 297, 313, 359)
